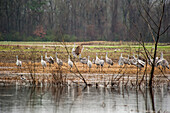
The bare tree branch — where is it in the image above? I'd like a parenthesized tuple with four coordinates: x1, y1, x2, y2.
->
(147, 23, 156, 43)
(138, 9, 157, 35)
(140, 1, 159, 28)
(62, 41, 87, 86)
(149, 1, 165, 86)
(160, 25, 170, 36)
(124, 21, 152, 60)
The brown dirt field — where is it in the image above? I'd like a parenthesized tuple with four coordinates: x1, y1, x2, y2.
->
(0, 62, 169, 75)
(0, 41, 169, 85)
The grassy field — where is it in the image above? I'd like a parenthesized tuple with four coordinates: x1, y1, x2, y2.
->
(0, 41, 169, 75)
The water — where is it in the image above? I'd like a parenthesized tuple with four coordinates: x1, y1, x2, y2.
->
(0, 85, 170, 113)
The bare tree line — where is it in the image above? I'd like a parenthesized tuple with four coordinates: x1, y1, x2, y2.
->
(0, 0, 169, 42)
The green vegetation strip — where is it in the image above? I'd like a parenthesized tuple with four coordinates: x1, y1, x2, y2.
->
(87, 45, 170, 49)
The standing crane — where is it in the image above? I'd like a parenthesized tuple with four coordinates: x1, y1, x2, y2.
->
(92, 59, 95, 64)
(118, 53, 124, 66)
(131, 55, 145, 70)
(41, 55, 46, 72)
(95, 53, 100, 69)
(87, 56, 92, 72)
(16, 55, 22, 70)
(68, 55, 73, 72)
(106, 52, 113, 68)
(129, 54, 136, 65)
(100, 56, 105, 72)
(79, 53, 88, 68)
(72, 43, 77, 59)
(157, 52, 169, 70)
(123, 55, 131, 65)
(56, 52, 63, 67)
(45, 52, 54, 67)
(148, 55, 159, 66)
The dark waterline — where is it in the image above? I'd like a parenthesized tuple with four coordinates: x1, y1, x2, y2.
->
(0, 85, 170, 113)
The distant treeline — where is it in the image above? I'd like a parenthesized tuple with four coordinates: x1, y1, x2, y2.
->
(0, 0, 169, 42)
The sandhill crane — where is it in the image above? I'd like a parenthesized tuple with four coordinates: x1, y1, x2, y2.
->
(56, 52, 63, 67)
(123, 55, 131, 65)
(72, 43, 77, 58)
(95, 53, 100, 69)
(137, 55, 145, 66)
(81, 46, 84, 53)
(45, 53, 54, 67)
(129, 54, 136, 65)
(136, 55, 146, 62)
(100, 56, 105, 71)
(16, 55, 22, 70)
(131, 55, 145, 70)
(41, 55, 46, 72)
(87, 56, 92, 72)
(68, 55, 73, 71)
(148, 55, 153, 66)
(118, 53, 124, 66)
(157, 52, 169, 70)
(106, 52, 113, 68)
(92, 59, 95, 64)
(119, 53, 131, 66)
(79, 53, 88, 67)
(148, 55, 159, 66)
(75, 44, 83, 56)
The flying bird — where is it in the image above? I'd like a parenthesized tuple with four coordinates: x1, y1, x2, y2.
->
(75, 44, 83, 56)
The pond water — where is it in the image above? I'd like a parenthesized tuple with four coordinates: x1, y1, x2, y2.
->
(0, 85, 170, 113)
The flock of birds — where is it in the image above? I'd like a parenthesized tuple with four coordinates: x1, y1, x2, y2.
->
(118, 52, 169, 70)
(16, 44, 169, 72)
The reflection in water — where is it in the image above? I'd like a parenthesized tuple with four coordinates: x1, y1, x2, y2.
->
(0, 85, 170, 113)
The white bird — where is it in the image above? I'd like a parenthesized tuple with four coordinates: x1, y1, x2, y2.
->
(56, 52, 63, 67)
(106, 52, 113, 68)
(68, 55, 73, 71)
(87, 56, 92, 72)
(118, 53, 124, 66)
(100, 56, 105, 71)
(79, 53, 88, 67)
(16, 55, 22, 68)
(157, 52, 169, 70)
(45, 53, 54, 67)
(95, 53, 100, 68)
(72, 43, 77, 58)
(41, 55, 46, 70)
